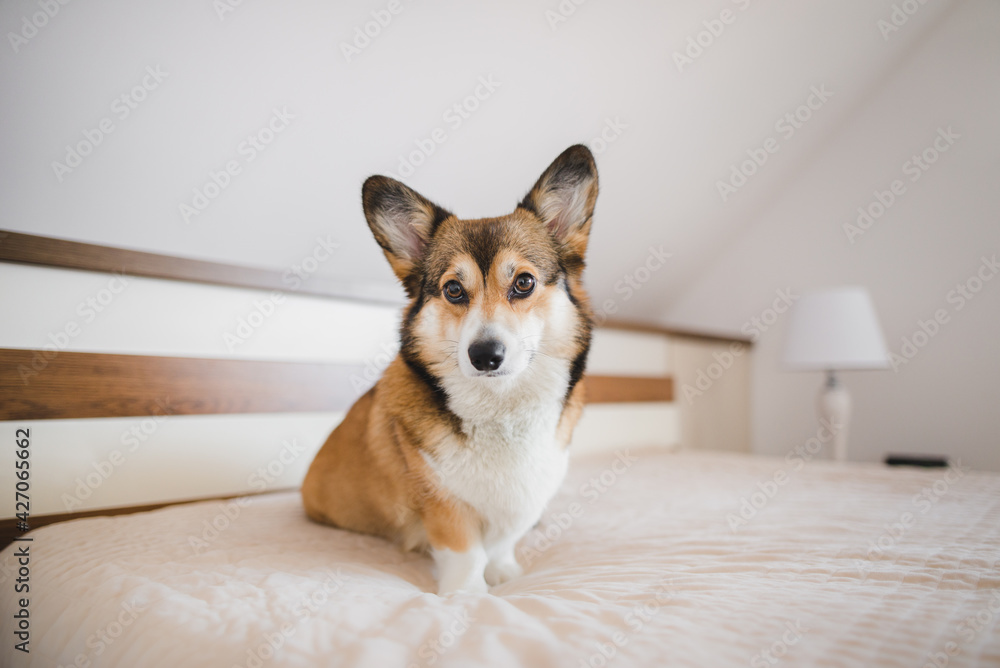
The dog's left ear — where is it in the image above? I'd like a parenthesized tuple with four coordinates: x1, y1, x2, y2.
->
(519, 144, 599, 267)
(362, 175, 453, 297)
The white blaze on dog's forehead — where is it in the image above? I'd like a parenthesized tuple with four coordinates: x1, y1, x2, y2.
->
(459, 305, 493, 352)
(470, 296, 521, 340)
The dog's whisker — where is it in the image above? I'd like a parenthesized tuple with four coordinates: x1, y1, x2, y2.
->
(524, 347, 557, 360)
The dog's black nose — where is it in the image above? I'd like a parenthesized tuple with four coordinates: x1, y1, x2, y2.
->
(468, 340, 505, 372)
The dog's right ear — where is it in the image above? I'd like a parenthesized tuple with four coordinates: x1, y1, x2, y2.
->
(362, 176, 453, 297)
(519, 145, 598, 272)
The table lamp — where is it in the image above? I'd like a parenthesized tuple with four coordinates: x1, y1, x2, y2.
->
(782, 287, 889, 461)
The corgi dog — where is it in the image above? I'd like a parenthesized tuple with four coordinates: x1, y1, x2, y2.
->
(301, 145, 597, 594)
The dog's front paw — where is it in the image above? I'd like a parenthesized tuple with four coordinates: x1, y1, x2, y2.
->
(438, 576, 488, 596)
(434, 546, 490, 595)
(484, 557, 523, 587)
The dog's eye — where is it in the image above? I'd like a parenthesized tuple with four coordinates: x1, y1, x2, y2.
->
(512, 273, 535, 298)
(443, 281, 466, 303)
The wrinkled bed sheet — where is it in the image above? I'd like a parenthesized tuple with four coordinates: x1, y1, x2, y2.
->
(3, 448, 999, 667)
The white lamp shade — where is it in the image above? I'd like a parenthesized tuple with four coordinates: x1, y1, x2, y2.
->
(783, 287, 889, 370)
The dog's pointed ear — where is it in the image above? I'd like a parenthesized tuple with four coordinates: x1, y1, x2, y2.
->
(362, 175, 453, 296)
(519, 145, 598, 266)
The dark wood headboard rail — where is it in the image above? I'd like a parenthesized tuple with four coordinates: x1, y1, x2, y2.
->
(1, 350, 366, 421)
(0, 348, 672, 421)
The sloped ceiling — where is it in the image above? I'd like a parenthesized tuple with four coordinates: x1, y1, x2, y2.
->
(0, 0, 957, 322)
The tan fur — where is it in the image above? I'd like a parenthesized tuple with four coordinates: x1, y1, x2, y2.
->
(301, 358, 471, 552)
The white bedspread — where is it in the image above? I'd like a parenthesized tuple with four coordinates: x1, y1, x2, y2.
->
(3, 449, 1000, 668)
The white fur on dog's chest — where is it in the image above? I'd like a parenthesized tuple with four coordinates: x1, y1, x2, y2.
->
(424, 406, 568, 541)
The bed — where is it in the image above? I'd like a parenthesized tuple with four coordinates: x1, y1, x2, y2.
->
(3, 447, 1000, 667)
(1, 231, 998, 667)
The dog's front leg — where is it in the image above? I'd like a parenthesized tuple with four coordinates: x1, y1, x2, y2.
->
(424, 495, 488, 594)
(484, 533, 524, 587)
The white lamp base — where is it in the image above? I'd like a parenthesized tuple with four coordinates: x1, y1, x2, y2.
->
(818, 371, 851, 461)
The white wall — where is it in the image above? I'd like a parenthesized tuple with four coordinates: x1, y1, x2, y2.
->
(664, 0, 1000, 470)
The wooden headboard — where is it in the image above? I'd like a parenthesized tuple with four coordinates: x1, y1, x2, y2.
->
(0, 230, 747, 549)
